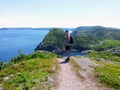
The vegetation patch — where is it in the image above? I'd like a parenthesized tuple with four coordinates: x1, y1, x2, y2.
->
(87, 51, 120, 62)
(87, 51, 120, 89)
(94, 63, 120, 89)
(0, 51, 59, 90)
(93, 40, 120, 51)
(0, 51, 58, 70)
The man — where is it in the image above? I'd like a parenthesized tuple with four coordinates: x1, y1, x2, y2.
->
(64, 30, 71, 62)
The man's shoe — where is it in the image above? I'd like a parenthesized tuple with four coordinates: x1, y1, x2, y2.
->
(65, 58, 69, 62)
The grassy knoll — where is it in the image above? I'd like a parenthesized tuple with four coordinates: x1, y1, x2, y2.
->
(0, 51, 59, 90)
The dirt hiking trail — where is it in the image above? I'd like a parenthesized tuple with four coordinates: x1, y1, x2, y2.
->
(54, 57, 114, 90)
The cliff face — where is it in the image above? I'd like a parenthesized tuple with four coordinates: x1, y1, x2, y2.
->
(35, 28, 65, 53)
(35, 26, 120, 52)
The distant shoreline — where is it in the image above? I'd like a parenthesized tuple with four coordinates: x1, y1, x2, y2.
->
(0, 26, 120, 30)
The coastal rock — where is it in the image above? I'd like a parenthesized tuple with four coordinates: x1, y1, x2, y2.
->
(35, 28, 65, 53)
(35, 26, 120, 53)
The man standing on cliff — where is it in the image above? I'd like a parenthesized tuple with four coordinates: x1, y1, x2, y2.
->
(64, 30, 71, 62)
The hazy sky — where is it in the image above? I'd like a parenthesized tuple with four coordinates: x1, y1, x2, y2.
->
(0, 0, 120, 28)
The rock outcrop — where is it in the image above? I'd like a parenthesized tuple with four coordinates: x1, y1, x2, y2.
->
(35, 28, 65, 53)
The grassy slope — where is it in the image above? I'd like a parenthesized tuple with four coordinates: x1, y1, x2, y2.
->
(93, 40, 120, 51)
(94, 63, 120, 89)
(87, 51, 120, 89)
(1, 50, 120, 89)
(87, 51, 120, 62)
(72, 26, 120, 51)
(0, 51, 59, 90)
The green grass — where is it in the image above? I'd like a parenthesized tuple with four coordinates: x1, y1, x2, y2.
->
(94, 63, 120, 89)
(0, 51, 59, 90)
(0, 51, 58, 70)
(87, 51, 120, 62)
(93, 39, 120, 51)
(87, 51, 120, 89)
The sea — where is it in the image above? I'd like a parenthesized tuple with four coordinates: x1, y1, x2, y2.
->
(0, 28, 84, 62)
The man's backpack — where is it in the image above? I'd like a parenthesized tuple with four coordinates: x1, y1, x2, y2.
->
(69, 36, 73, 44)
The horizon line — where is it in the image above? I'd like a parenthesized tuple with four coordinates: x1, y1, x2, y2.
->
(0, 25, 120, 29)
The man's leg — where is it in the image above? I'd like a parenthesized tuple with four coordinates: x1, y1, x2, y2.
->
(66, 50, 70, 60)
(65, 46, 70, 62)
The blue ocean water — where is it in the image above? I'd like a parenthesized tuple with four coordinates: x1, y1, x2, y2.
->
(0, 29, 84, 62)
(0, 29, 49, 62)
(61, 51, 85, 57)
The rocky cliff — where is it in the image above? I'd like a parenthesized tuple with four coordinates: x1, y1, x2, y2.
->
(35, 26, 120, 52)
(35, 28, 65, 53)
